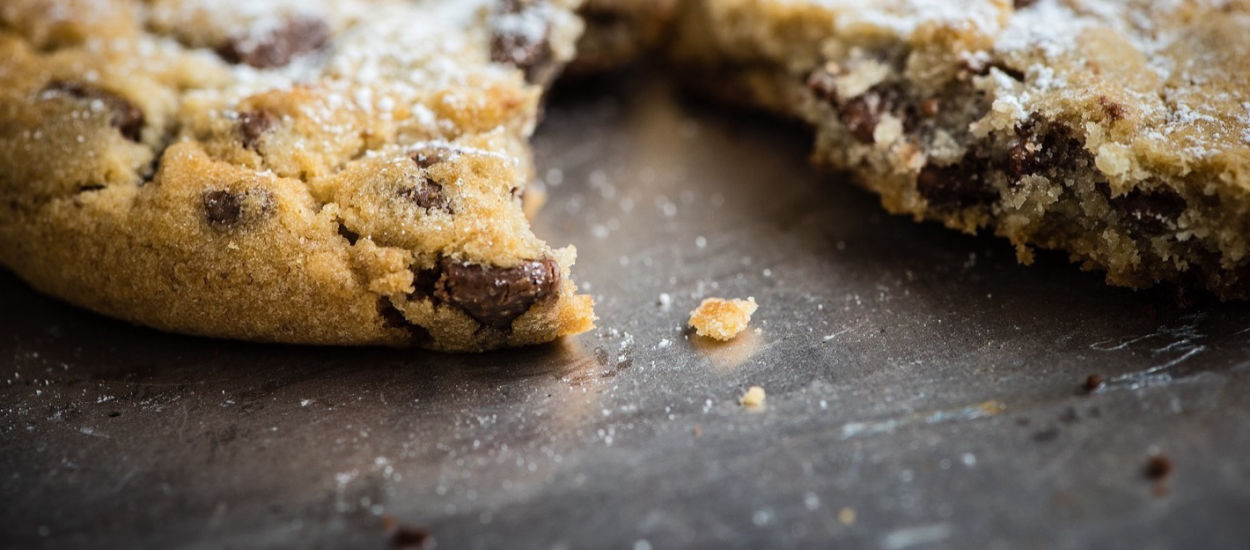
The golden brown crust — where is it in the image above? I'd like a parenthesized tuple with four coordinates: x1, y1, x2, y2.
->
(0, 0, 595, 351)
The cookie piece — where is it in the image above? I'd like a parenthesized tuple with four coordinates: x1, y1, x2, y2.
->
(671, 0, 1250, 297)
(0, 0, 594, 351)
(688, 297, 758, 341)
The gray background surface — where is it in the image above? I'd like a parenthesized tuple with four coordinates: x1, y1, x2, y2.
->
(3, 79, 1249, 549)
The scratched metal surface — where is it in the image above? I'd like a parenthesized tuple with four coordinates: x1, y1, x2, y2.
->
(3, 78, 1250, 550)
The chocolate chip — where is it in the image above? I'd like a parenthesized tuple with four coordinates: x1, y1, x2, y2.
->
(397, 177, 446, 210)
(1144, 455, 1172, 480)
(376, 298, 432, 346)
(839, 95, 881, 144)
(1114, 188, 1187, 236)
(491, 1, 554, 83)
(434, 258, 559, 329)
(1013, 0, 1038, 8)
(239, 110, 276, 149)
(409, 146, 453, 169)
(917, 154, 998, 208)
(203, 190, 243, 227)
(837, 85, 920, 144)
(216, 16, 330, 69)
(202, 188, 272, 229)
(45, 81, 144, 141)
(1007, 121, 1082, 178)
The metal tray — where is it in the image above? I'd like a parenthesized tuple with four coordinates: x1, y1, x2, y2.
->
(3, 78, 1249, 549)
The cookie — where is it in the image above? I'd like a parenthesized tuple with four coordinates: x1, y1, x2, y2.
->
(0, 0, 595, 351)
(671, 0, 1250, 297)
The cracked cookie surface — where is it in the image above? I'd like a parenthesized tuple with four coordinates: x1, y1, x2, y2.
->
(0, 0, 594, 351)
(672, 0, 1250, 297)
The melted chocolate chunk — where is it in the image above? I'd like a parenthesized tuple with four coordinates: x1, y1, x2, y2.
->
(836, 85, 921, 144)
(239, 110, 276, 149)
(202, 190, 243, 227)
(45, 81, 144, 141)
(1007, 121, 1082, 178)
(434, 258, 559, 329)
(917, 154, 998, 208)
(216, 16, 330, 69)
(490, 1, 553, 83)
(1014, 0, 1038, 8)
(1095, 181, 1188, 236)
(397, 176, 447, 210)
(1116, 189, 1187, 236)
(839, 95, 882, 144)
(202, 188, 272, 229)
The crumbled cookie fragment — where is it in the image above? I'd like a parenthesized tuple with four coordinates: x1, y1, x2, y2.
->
(237, 110, 276, 150)
(688, 297, 758, 341)
(739, 386, 766, 408)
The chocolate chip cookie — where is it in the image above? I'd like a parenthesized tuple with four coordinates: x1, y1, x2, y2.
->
(672, 0, 1250, 297)
(0, 0, 594, 351)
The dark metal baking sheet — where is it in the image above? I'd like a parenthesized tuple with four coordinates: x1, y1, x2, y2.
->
(3, 78, 1250, 549)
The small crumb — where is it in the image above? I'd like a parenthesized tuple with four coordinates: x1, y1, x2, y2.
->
(688, 297, 759, 341)
(692, 425, 702, 437)
(740, 386, 766, 408)
(838, 507, 857, 525)
(1083, 374, 1104, 393)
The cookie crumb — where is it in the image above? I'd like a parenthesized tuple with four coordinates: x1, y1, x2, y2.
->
(739, 386, 766, 408)
(838, 507, 857, 526)
(688, 297, 758, 341)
